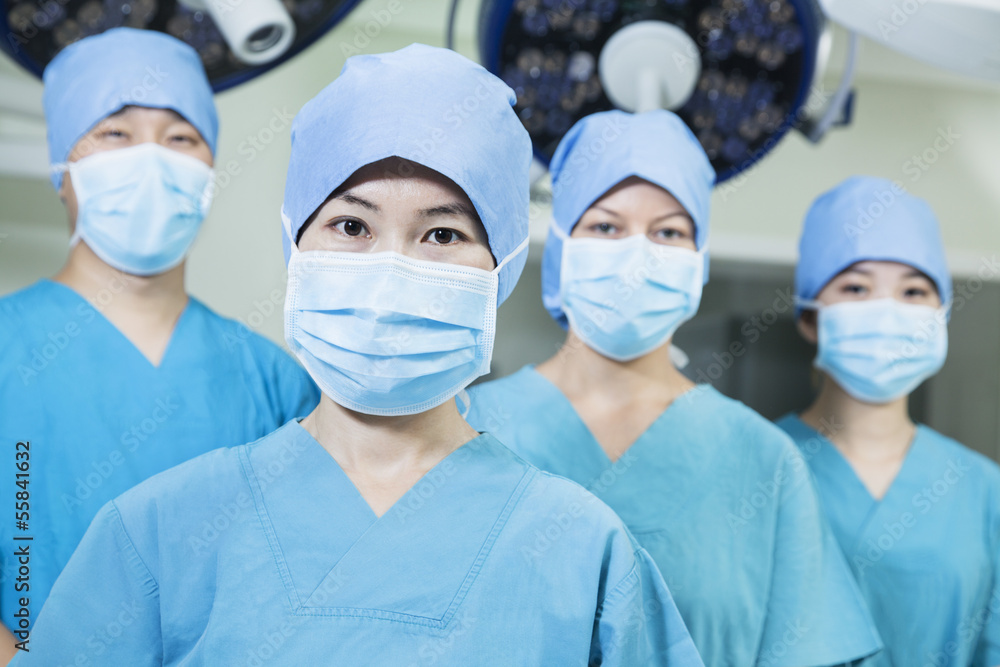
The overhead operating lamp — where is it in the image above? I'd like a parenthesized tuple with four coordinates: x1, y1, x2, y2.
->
(1, 0, 363, 90)
(474, 0, 1000, 182)
(477, 0, 833, 182)
(818, 0, 1000, 83)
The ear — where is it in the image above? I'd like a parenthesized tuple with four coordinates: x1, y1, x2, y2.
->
(796, 310, 818, 345)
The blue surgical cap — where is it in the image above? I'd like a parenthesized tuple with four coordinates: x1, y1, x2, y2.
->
(796, 176, 952, 309)
(541, 110, 715, 327)
(43, 27, 219, 190)
(281, 44, 532, 306)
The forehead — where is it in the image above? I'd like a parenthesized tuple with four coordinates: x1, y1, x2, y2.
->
(99, 106, 191, 124)
(590, 176, 686, 212)
(334, 159, 476, 206)
(836, 260, 933, 280)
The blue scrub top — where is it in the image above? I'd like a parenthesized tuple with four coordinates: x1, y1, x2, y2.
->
(0, 279, 319, 633)
(777, 415, 1000, 666)
(15, 422, 703, 665)
(466, 366, 883, 667)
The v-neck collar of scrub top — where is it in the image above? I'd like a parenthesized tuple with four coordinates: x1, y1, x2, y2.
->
(41, 278, 192, 370)
(494, 367, 723, 532)
(523, 365, 701, 466)
(782, 414, 929, 554)
(241, 420, 536, 627)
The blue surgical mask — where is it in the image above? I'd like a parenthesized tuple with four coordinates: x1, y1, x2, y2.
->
(801, 298, 949, 403)
(55, 143, 214, 276)
(556, 228, 705, 362)
(284, 229, 529, 416)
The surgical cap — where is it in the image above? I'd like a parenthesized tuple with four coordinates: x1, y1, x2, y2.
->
(43, 27, 219, 190)
(796, 176, 952, 309)
(541, 110, 716, 328)
(281, 44, 532, 306)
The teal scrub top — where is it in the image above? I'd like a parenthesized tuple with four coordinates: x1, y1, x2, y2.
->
(0, 279, 319, 634)
(466, 366, 883, 667)
(777, 415, 1000, 666)
(15, 422, 704, 665)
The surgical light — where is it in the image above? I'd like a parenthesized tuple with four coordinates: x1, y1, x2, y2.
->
(477, 0, 833, 182)
(2, 0, 362, 90)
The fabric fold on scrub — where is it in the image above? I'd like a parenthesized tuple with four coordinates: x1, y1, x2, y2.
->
(777, 414, 1000, 667)
(467, 367, 884, 666)
(14, 422, 703, 665)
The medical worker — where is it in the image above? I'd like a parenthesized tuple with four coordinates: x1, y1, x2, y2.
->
(775, 176, 1000, 666)
(13, 46, 703, 665)
(0, 28, 318, 660)
(465, 110, 882, 666)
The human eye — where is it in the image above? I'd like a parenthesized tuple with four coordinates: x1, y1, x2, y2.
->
(168, 133, 198, 145)
(96, 127, 128, 140)
(652, 227, 688, 241)
(328, 218, 371, 238)
(588, 222, 619, 235)
(839, 282, 868, 296)
(424, 228, 468, 245)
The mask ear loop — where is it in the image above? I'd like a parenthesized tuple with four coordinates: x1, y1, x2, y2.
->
(456, 388, 472, 419)
(281, 208, 302, 260)
(549, 218, 570, 242)
(493, 236, 530, 275)
(794, 297, 823, 311)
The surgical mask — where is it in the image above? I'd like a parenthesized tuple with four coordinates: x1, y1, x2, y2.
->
(800, 298, 949, 403)
(284, 233, 528, 416)
(55, 143, 214, 276)
(556, 227, 704, 362)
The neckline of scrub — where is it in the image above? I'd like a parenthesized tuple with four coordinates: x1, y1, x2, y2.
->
(787, 414, 926, 506)
(40, 277, 193, 370)
(285, 418, 505, 521)
(523, 365, 708, 466)
(246, 420, 536, 620)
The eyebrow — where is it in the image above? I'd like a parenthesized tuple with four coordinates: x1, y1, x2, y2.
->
(590, 206, 692, 223)
(843, 268, 929, 280)
(653, 212, 694, 224)
(419, 202, 478, 221)
(332, 192, 380, 212)
(107, 106, 186, 122)
(591, 206, 623, 218)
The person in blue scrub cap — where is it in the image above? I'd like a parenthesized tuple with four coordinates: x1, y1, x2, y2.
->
(465, 109, 884, 666)
(776, 176, 1000, 666)
(14, 45, 704, 666)
(0, 27, 318, 662)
